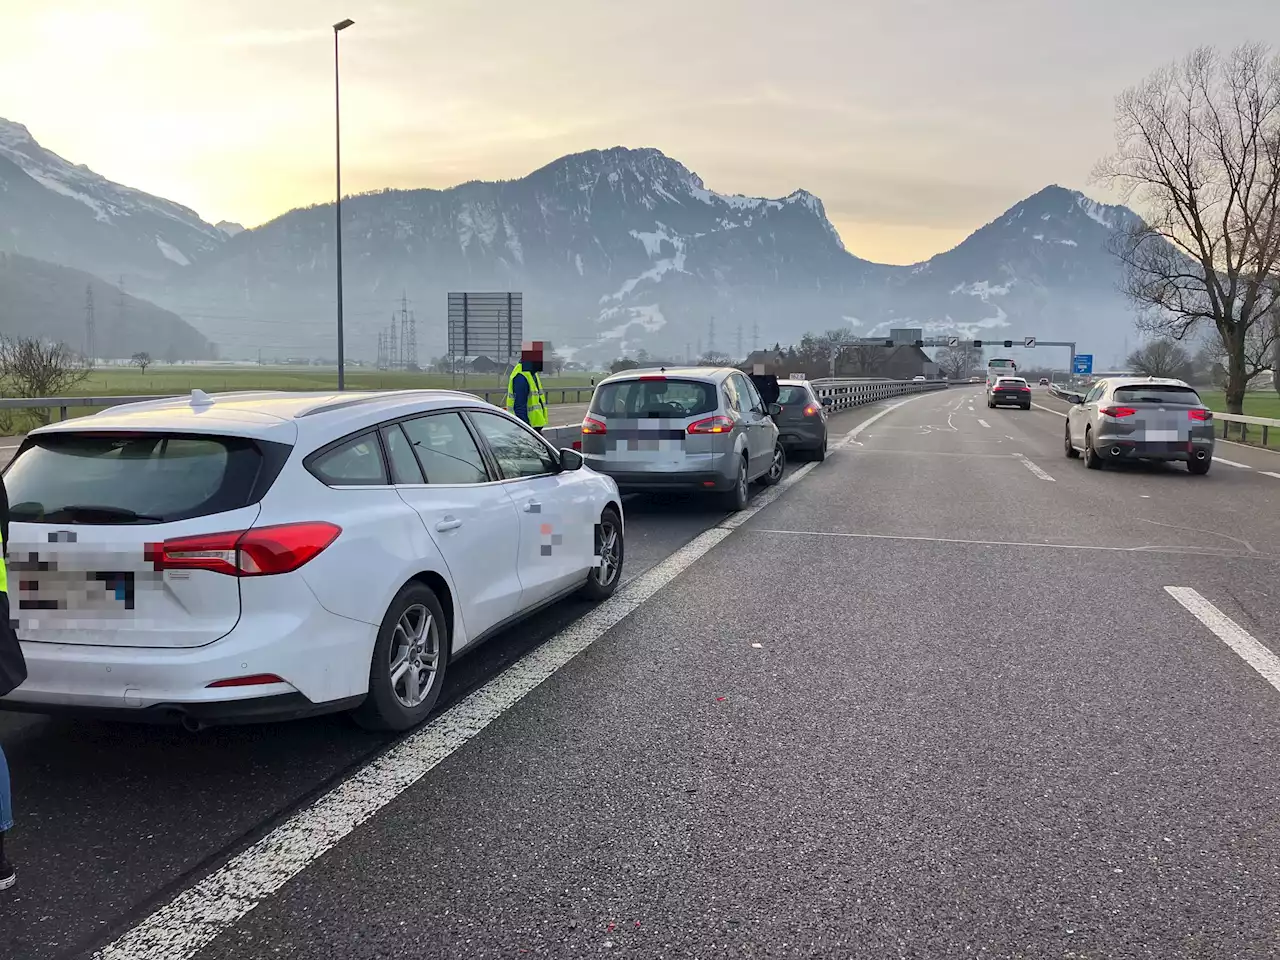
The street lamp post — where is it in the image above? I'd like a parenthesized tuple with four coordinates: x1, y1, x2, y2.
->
(333, 17, 354, 390)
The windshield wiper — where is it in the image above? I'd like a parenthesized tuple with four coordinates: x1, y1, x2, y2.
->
(53, 505, 166, 523)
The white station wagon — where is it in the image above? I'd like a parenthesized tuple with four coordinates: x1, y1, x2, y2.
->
(0, 390, 624, 731)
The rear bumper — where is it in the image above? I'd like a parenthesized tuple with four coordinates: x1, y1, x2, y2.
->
(583, 449, 740, 492)
(777, 423, 825, 448)
(598, 469, 736, 493)
(1095, 439, 1215, 462)
(0, 692, 365, 727)
(991, 394, 1031, 406)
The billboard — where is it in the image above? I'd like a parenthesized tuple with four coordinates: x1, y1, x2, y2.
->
(447, 292, 523, 363)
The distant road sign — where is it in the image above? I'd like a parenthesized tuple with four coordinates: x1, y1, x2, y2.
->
(946, 336, 959, 348)
(1072, 354, 1093, 375)
(1024, 336, 1037, 348)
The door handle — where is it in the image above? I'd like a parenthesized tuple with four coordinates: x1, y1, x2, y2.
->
(522, 500, 541, 513)
(435, 517, 462, 532)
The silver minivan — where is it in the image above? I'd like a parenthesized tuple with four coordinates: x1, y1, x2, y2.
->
(580, 367, 785, 510)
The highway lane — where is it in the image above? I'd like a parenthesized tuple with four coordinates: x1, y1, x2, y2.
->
(0, 396, 900, 960)
(143, 384, 1280, 960)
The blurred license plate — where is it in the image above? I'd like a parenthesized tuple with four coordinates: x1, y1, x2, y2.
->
(1145, 430, 1178, 441)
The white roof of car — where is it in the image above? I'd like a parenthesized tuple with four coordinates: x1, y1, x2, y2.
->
(28, 389, 501, 448)
(1108, 376, 1193, 388)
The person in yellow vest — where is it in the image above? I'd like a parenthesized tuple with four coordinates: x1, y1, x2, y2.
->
(506, 341, 549, 434)
(0, 469, 20, 891)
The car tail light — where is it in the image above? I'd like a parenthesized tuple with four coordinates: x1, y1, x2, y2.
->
(146, 522, 342, 577)
(1188, 409, 1213, 421)
(1019, 386, 1030, 393)
(803, 404, 820, 417)
(572, 439, 583, 451)
(639, 375, 666, 382)
(206, 674, 285, 688)
(582, 417, 607, 435)
(687, 415, 734, 434)
(1099, 406, 1137, 418)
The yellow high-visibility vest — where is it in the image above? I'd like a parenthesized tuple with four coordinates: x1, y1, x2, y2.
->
(506, 364, 549, 428)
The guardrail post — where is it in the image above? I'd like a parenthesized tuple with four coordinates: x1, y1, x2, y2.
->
(59, 405, 67, 421)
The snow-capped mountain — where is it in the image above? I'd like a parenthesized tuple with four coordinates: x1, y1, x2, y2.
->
(0, 118, 225, 283)
(0, 117, 1149, 365)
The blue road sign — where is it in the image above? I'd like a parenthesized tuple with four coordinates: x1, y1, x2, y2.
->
(1072, 354, 1093, 375)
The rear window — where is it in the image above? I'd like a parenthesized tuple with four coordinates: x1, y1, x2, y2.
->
(589, 378, 718, 418)
(4, 432, 270, 524)
(997, 378, 1027, 387)
(777, 386, 813, 405)
(1112, 385, 1202, 405)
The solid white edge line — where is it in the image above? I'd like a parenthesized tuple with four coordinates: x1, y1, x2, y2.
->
(1212, 457, 1252, 469)
(1017, 455, 1056, 481)
(1165, 587, 1280, 694)
(1262, 471, 1280, 480)
(1031, 402, 1066, 418)
(94, 390, 937, 960)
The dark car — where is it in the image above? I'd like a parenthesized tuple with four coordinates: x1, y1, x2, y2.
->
(772, 379, 830, 461)
(987, 376, 1031, 410)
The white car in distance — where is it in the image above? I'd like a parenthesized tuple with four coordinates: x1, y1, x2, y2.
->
(0, 389, 624, 732)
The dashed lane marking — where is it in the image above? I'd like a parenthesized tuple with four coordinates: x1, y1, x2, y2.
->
(1017, 455, 1056, 481)
(1214, 457, 1253, 469)
(1263, 471, 1280, 480)
(1165, 587, 1280, 695)
(92, 391, 939, 960)
(977, 419, 991, 429)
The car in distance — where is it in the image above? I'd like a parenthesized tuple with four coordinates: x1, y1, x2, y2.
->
(912, 375, 927, 382)
(0, 389, 625, 732)
(986, 376, 1032, 410)
(1062, 377, 1215, 474)
(580, 366, 786, 510)
(773, 379, 831, 461)
(1039, 377, 1050, 386)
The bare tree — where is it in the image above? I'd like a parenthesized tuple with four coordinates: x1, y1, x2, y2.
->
(935, 342, 983, 380)
(131, 351, 152, 374)
(1127, 339, 1194, 378)
(0, 336, 90, 424)
(1093, 44, 1280, 413)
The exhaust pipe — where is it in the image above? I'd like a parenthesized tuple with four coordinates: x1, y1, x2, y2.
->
(1194, 449, 1208, 461)
(1110, 446, 1122, 457)
(179, 713, 206, 734)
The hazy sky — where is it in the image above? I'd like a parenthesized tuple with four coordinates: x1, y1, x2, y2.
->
(2, 0, 1277, 264)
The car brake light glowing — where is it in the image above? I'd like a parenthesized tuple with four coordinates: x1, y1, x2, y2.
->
(206, 674, 285, 688)
(1188, 409, 1213, 421)
(639, 375, 666, 382)
(687, 415, 734, 434)
(146, 522, 342, 577)
(1099, 406, 1137, 418)
(803, 404, 820, 416)
(582, 417, 607, 435)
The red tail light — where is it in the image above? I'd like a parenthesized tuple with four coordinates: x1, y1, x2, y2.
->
(206, 674, 285, 688)
(803, 404, 820, 417)
(1099, 406, 1137, 418)
(1188, 409, 1213, 421)
(571, 439, 583, 451)
(688, 415, 735, 434)
(146, 522, 342, 577)
(639, 375, 666, 382)
(582, 417, 607, 435)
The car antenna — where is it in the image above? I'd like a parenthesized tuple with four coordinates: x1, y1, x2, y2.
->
(190, 389, 214, 407)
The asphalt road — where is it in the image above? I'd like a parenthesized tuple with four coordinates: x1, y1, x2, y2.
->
(7, 386, 1280, 959)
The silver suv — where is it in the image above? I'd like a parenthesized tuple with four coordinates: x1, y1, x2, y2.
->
(581, 367, 785, 510)
(1063, 376, 1215, 474)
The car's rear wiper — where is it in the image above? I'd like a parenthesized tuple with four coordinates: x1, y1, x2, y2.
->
(53, 504, 166, 523)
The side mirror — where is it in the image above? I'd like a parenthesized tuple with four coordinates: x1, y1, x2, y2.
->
(820, 396, 832, 407)
(767, 402, 783, 417)
(558, 448, 584, 471)
(1067, 393, 1085, 405)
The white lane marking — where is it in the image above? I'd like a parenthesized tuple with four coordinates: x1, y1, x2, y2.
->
(1263, 471, 1280, 480)
(1032, 402, 1067, 418)
(1017, 456, 1055, 481)
(1213, 457, 1252, 469)
(977, 419, 991, 429)
(1165, 587, 1280, 694)
(746, 528, 1280, 559)
(94, 393, 936, 960)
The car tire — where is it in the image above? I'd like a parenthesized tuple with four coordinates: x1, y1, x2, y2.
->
(722, 455, 750, 511)
(759, 442, 786, 487)
(1083, 427, 1103, 470)
(1021, 403, 1031, 411)
(812, 435, 827, 462)
(579, 507, 624, 601)
(353, 582, 449, 733)
(1064, 421, 1080, 459)
(1187, 457, 1212, 476)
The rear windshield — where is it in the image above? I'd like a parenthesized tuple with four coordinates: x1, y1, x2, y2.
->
(590, 378, 718, 418)
(1112, 385, 1202, 405)
(997, 378, 1027, 387)
(777, 386, 813, 405)
(4, 432, 270, 524)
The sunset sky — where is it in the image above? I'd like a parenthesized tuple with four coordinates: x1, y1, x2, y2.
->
(2, 0, 1276, 264)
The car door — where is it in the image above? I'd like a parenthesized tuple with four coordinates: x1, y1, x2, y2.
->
(464, 409, 592, 610)
(1071, 381, 1105, 445)
(730, 374, 771, 478)
(389, 412, 524, 648)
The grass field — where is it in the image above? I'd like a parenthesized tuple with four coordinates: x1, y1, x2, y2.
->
(0, 366, 598, 435)
(1199, 390, 1280, 450)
